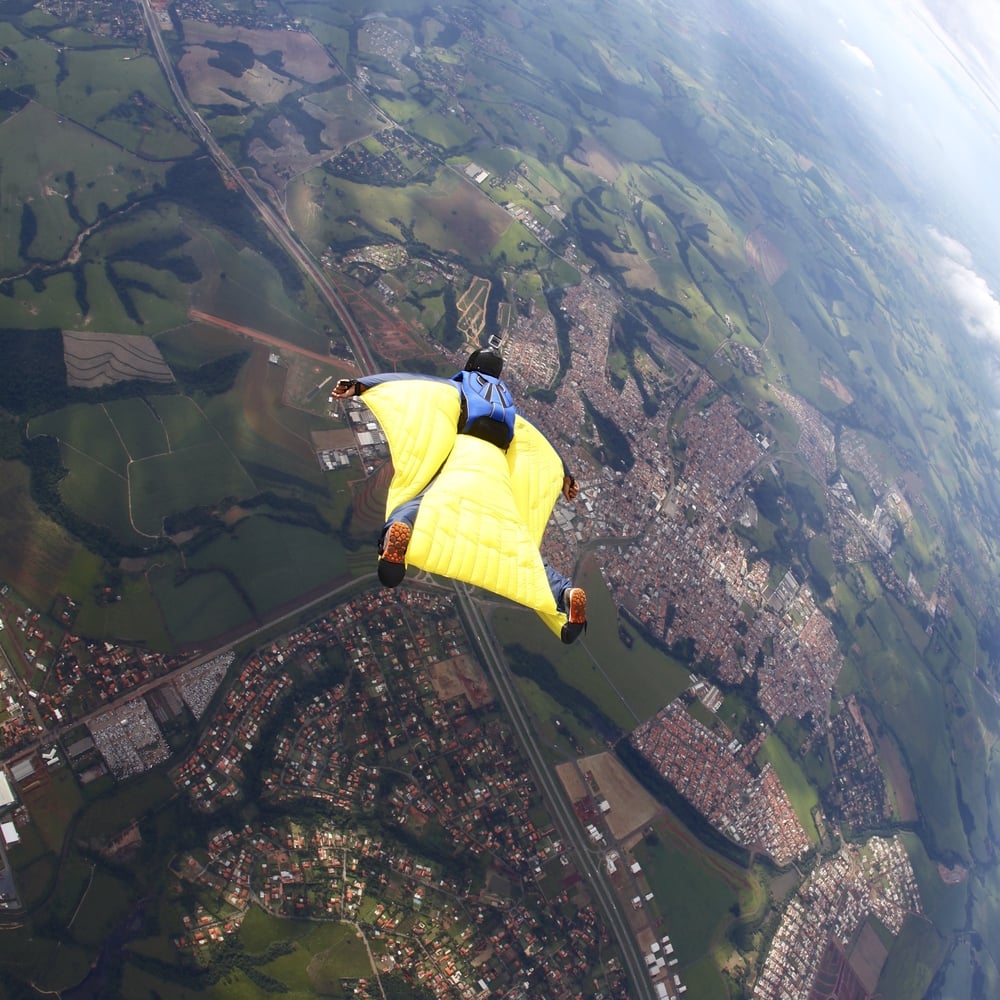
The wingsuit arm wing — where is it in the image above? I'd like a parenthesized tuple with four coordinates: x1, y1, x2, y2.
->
(507, 414, 566, 547)
(358, 379, 461, 516)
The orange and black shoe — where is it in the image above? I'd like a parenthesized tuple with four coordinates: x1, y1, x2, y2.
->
(560, 587, 587, 644)
(378, 522, 410, 588)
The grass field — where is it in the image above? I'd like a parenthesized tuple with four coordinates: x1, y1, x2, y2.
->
(877, 913, 950, 1000)
(633, 814, 758, 999)
(59, 447, 141, 543)
(150, 563, 252, 646)
(72, 571, 171, 646)
(756, 733, 821, 843)
(494, 556, 691, 734)
(106, 397, 170, 458)
(130, 441, 257, 536)
(237, 908, 374, 994)
(0, 460, 80, 607)
(187, 516, 347, 615)
(0, 98, 179, 269)
(29, 403, 129, 475)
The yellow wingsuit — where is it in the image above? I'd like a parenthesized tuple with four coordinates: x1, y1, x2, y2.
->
(360, 379, 569, 637)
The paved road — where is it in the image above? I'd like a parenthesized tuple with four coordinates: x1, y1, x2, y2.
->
(135, 12, 656, 991)
(456, 589, 655, 1000)
(138, 0, 375, 374)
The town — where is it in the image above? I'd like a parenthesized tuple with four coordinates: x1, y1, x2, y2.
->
(0, 0, 940, 994)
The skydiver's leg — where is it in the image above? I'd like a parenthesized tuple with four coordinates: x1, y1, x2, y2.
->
(544, 561, 587, 644)
(545, 561, 572, 607)
(377, 494, 423, 587)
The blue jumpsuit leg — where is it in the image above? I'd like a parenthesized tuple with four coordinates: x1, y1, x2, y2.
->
(545, 561, 573, 612)
(378, 493, 424, 552)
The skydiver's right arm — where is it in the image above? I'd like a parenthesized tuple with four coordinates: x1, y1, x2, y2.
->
(333, 372, 451, 398)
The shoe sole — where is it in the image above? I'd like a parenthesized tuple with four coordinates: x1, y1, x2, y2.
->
(382, 522, 410, 564)
(567, 587, 586, 625)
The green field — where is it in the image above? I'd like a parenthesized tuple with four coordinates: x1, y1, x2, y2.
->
(633, 816, 760, 1000)
(130, 442, 256, 535)
(186, 516, 347, 615)
(29, 403, 129, 475)
(105, 397, 170, 459)
(494, 556, 692, 734)
(756, 733, 821, 843)
(149, 562, 252, 646)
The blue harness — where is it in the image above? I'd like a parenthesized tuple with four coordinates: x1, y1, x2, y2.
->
(454, 370, 517, 449)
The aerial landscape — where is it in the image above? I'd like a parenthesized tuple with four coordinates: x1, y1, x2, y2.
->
(1, 0, 999, 997)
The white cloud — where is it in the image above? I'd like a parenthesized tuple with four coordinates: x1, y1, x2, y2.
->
(930, 228, 1000, 345)
(840, 39, 876, 69)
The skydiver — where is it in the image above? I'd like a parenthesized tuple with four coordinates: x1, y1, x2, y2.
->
(333, 347, 587, 643)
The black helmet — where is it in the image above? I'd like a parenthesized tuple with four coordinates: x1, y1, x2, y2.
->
(465, 347, 504, 378)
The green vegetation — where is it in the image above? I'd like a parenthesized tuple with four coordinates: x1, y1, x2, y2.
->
(757, 732, 821, 843)
(1, 0, 998, 995)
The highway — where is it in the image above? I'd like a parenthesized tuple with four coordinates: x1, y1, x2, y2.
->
(136, 9, 655, 992)
(456, 588, 655, 1000)
(137, 0, 375, 374)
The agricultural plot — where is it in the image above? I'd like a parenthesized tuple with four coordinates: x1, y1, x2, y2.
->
(186, 516, 346, 616)
(63, 331, 174, 390)
(71, 572, 171, 648)
(29, 403, 129, 476)
(0, 97, 178, 272)
(148, 394, 221, 450)
(202, 351, 332, 486)
(494, 557, 691, 733)
(288, 165, 514, 264)
(149, 563, 251, 647)
(129, 441, 256, 536)
(103, 397, 169, 459)
(188, 246, 341, 358)
(0, 462, 82, 607)
(632, 819, 752, 980)
(58, 449, 141, 545)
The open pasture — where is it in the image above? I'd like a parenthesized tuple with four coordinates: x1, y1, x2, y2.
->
(57, 447, 142, 545)
(73, 572, 171, 647)
(632, 817, 753, 992)
(155, 321, 246, 369)
(104, 397, 169, 459)
(149, 393, 221, 450)
(300, 82, 384, 148)
(291, 166, 513, 266)
(187, 515, 346, 616)
(182, 20, 339, 84)
(29, 403, 128, 475)
(187, 240, 341, 357)
(857, 600, 968, 861)
(757, 733, 821, 843)
(203, 348, 331, 486)
(494, 556, 691, 733)
(149, 563, 251, 646)
(129, 441, 256, 536)
(298, 20, 351, 66)
(177, 19, 338, 112)
(235, 908, 374, 993)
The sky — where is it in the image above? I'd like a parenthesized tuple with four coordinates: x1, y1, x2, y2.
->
(757, 0, 1000, 356)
